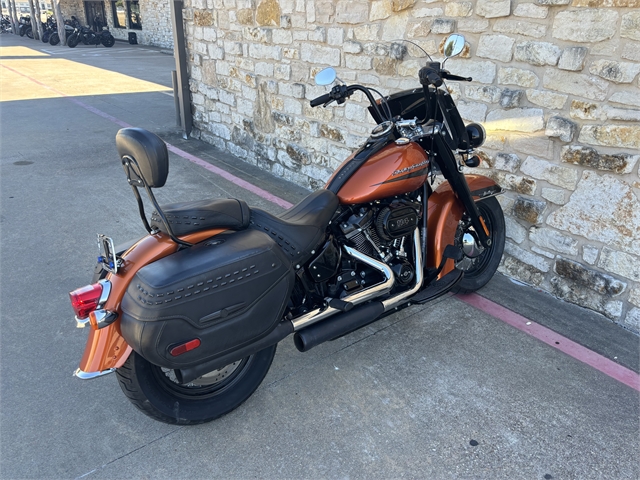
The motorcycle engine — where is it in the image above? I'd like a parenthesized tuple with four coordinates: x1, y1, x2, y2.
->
(338, 198, 420, 288)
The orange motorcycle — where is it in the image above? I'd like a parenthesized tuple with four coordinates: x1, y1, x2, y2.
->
(70, 34, 505, 424)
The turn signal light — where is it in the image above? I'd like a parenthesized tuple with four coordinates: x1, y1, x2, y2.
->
(170, 339, 201, 357)
(69, 283, 103, 319)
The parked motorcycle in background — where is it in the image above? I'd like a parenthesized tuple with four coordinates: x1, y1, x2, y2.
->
(49, 16, 79, 45)
(69, 34, 505, 425)
(67, 25, 115, 48)
(41, 16, 56, 43)
(18, 15, 32, 38)
(0, 15, 12, 34)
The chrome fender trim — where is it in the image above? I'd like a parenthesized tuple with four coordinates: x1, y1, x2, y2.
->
(73, 368, 116, 380)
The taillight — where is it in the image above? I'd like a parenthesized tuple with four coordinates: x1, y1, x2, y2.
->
(69, 283, 104, 319)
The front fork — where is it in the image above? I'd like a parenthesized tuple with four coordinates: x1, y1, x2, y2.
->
(432, 131, 492, 248)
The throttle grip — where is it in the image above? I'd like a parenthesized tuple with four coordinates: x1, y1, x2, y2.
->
(310, 93, 332, 107)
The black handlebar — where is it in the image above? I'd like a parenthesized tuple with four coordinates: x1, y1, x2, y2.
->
(310, 92, 333, 107)
(419, 67, 443, 88)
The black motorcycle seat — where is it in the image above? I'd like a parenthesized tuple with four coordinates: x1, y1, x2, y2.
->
(250, 189, 339, 265)
(150, 198, 251, 236)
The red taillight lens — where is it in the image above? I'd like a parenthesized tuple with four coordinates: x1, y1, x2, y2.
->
(170, 339, 201, 357)
(69, 283, 103, 319)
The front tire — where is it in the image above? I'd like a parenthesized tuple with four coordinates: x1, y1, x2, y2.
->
(454, 196, 505, 293)
(116, 345, 277, 425)
(101, 34, 115, 47)
(67, 34, 79, 48)
(49, 32, 59, 45)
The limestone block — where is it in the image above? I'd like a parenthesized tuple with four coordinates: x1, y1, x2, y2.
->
(336, 1, 369, 24)
(448, 59, 496, 84)
(476, 34, 515, 62)
(457, 18, 489, 33)
(498, 67, 539, 88)
(444, 2, 473, 17)
(485, 171, 536, 195)
(370, 0, 392, 21)
(309, 27, 326, 42)
(542, 68, 608, 101)
(621, 11, 640, 41)
(272, 29, 292, 44)
(431, 18, 456, 34)
(505, 241, 551, 272)
(605, 107, 640, 122)
(545, 116, 576, 142)
(500, 89, 523, 108)
(485, 108, 545, 132)
(550, 277, 622, 319)
(541, 187, 566, 205)
(569, 100, 602, 121)
(625, 308, 640, 332)
(561, 145, 639, 174)
(499, 256, 545, 286)
(552, 9, 618, 43)
(547, 171, 640, 256)
(521, 156, 578, 190)
(579, 246, 599, 267)
(513, 196, 547, 224)
(531, 229, 579, 256)
(513, 3, 548, 19)
(558, 47, 587, 72)
(327, 28, 344, 46)
(609, 91, 640, 109)
(255, 0, 280, 26)
(353, 24, 380, 41)
(505, 216, 527, 244)
(630, 287, 640, 308)
(392, 0, 415, 11)
(382, 11, 410, 41)
(457, 100, 487, 122)
(475, 0, 511, 18)
(373, 57, 396, 76)
(509, 135, 554, 158)
(345, 54, 373, 70)
(494, 153, 520, 172)
(578, 125, 640, 149)
(465, 85, 501, 103)
(535, 0, 569, 4)
(300, 43, 340, 66)
(525, 89, 567, 109)
(598, 248, 640, 282)
(514, 41, 561, 67)
(343, 42, 363, 54)
(589, 60, 640, 84)
(414, 7, 444, 17)
(493, 20, 547, 38)
(621, 42, 640, 62)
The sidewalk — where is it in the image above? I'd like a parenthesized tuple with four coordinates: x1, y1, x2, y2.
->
(1, 34, 638, 479)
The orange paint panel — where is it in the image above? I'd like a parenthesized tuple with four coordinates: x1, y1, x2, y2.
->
(78, 229, 226, 373)
(336, 142, 429, 204)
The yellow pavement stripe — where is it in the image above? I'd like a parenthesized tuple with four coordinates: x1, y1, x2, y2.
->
(0, 46, 49, 57)
(0, 58, 171, 102)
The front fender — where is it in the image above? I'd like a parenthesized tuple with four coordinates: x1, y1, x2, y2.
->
(75, 228, 226, 378)
(427, 175, 501, 277)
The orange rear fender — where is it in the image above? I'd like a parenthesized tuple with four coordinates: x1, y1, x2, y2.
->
(76, 229, 226, 376)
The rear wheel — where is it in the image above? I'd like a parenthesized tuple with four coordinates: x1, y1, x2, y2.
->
(25, 26, 33, 39)
(453, 197, 505, 293)
(116, 345, 277, 425)
(49, 32, 59, 45)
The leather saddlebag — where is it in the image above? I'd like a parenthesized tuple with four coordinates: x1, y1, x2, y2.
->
(120, 229, 294, 369)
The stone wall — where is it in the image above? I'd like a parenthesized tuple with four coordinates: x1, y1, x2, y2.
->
(182, 0, 640, 332)
(102, 0, 173, 47)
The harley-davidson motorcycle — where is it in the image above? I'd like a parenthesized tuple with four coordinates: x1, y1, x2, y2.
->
(69, 34, 505, 424)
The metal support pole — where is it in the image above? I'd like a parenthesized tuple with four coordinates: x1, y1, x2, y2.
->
(171, 70, 182, 127)
(170, 0, 192, 139)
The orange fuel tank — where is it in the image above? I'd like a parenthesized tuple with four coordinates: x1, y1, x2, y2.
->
(330, 142, 429, 205)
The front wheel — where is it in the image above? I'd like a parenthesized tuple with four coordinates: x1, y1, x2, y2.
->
(101, 34, 115, 47)
(49, 32, 59, 45)
(453, 196, 505, 293)
(116, 345, 277, 425)
(25, 26, 33, 39)
(67, 34, 79, 48)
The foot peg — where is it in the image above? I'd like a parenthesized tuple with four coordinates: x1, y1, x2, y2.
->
(328, 298, 354, 312)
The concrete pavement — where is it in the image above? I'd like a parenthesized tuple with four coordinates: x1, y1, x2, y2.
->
(1, 34, 638, 479)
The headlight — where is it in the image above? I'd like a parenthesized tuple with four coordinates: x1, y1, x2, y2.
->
(465, 123, 486, 148)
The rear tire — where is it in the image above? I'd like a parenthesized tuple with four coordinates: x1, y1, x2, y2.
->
(49, 32, 59, 45)
(42, 31, 50, 43)
(116, 345, 277, 425)
(25, 26, 33, 39)
(453, 197, 505, 293)
(67, 34, 79, 48)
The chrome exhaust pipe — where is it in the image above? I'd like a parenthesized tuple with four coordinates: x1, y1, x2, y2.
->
(291, 244, 394, 331)
(382, 229, 423, 312)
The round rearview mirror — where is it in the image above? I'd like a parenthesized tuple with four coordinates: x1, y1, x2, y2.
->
(315, 67, 337, 86)
(443, 34, 465, 59)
